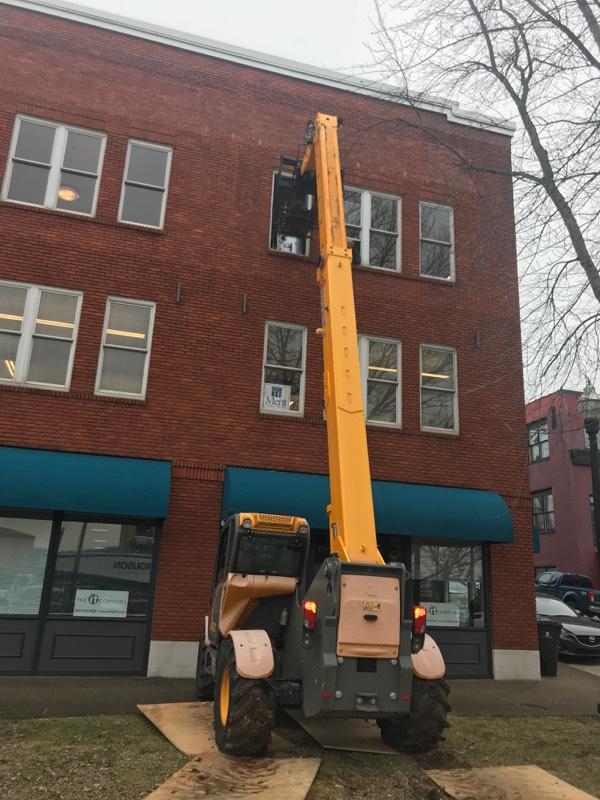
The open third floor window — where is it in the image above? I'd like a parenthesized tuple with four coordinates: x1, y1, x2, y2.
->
(119, 140, 172, 229)
(0, 280, 82, 389)
(528, 419, 549, 463)
(2, 116, 105, 216)
(343, 188, 400, 271)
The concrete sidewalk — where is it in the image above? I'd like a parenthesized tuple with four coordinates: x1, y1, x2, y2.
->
(1, 662, 599, 719)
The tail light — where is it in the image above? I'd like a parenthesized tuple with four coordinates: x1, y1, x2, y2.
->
(413, 605, 427, 636)
(303, 599, 318, 630)
(588, 591, 595, 603)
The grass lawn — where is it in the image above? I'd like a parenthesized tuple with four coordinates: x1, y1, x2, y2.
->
(1, 714, 599, 799)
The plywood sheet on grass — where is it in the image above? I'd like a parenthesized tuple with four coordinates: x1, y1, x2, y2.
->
(144, 754, 321, 800)
(427, 765, 598, 800)
(287, 710, 397, 754)
(138, 702, 292, 757)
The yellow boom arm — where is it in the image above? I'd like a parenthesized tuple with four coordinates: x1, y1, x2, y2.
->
(300, 113, 384, 565)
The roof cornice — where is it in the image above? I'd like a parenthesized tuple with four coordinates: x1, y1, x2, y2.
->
(2, 0, 515, 137)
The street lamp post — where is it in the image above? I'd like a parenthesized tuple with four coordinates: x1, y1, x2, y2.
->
(578, 382, 600, 554)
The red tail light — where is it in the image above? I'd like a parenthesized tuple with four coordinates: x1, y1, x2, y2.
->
(589, 591, 595, 603)
(413, 605, 427, 636)
(303, 599, 318, 630)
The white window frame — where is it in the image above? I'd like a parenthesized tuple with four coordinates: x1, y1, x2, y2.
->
(419, 343, 459, 434)
(260, 321, 307, 417)
(344, 186, 401, 272)
(0, 279, 83, 391)
(1, 114, 106, 217)
(419, 202, 455, 282)
(118, 139, 173, 230)
(359, 335, 401, 428)
(95, 296, 156, 399)
(268, 171, 311, 257)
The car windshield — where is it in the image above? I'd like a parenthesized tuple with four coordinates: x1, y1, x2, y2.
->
(536, 596, 578, 617)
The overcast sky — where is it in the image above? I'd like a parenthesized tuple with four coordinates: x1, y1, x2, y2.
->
(72, 0, 377, 71)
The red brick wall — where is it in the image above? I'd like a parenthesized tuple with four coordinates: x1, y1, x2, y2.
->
(0, 5, 536, 650)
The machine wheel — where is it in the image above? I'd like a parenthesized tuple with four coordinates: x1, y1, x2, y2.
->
(378, 677, 450, 752)
(195, 641, 214, 700)
(213, 639, 274, 756)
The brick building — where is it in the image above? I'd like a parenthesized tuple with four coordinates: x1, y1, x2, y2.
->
(527, 390, 599, 584)
(0, 0, 538, 679)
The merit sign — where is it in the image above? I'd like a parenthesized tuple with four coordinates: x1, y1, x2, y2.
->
(73, 589, 129, 618)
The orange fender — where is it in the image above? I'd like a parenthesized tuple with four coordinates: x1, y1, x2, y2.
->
(228, 629, 274, 679)
(411, 634, 446, 680)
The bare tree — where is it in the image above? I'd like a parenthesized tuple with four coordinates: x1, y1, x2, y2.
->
(369, 0, 600, 395)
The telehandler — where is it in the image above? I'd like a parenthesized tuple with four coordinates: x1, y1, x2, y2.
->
(196, 114, 450, 756)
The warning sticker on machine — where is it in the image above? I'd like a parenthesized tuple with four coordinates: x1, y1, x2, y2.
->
(73, 589, 129, 618)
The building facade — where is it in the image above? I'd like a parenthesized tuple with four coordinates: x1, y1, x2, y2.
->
(0, 0, 538, 679)
(527, 390, 598, 585)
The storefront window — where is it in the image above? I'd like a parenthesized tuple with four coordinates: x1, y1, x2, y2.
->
(411, 540, 484, 628)
(49, 520, 156, 618)
(0, 517, 53, 615)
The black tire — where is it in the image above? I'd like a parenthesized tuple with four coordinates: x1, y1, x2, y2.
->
(213, 639, 274, 756)
(378, 677, 450, 752)
(195, 641, 214, 700)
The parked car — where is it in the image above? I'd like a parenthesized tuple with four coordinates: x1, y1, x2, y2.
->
(535, 571, 600, 616)
(536, 594, 600, 657)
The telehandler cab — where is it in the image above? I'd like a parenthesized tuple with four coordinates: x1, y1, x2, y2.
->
(196, 114, 450, 756)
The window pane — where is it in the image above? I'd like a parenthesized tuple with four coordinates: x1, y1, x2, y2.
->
(266, 325, 303, 369)
(7, 162, 50, 205)
(49, 521, 156, 617)
(56, 171, 97, 214)
(343, 190, 361, 226)
(411, 542, 484, 628)
(121, 184, 164, 227)
(0, 517, 52, 615)
(368, 340, 397, 381)
(421, 348, 455, 389)
(0, 333, 19, 379)
(421, 205, 451, 242)
(367, 381, 397, 423)
(35, 291, 78, 338)
(263, 367, 301, 412)
(421, 241, 452, 279)
(105, 302, 151, 349)
(14, 120, 55, 164)
(369, 231, 397, 269)
(127, 144, 169, 187)
(62, 131, 102, 173)
(99, 348, 146, 394)
(0, 284, 27, 332)
(27, 338, 72, 385)
(370, 195, 397, 232)
(422, 388, 454, 429)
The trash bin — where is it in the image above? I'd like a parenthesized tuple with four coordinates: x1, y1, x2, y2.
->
(538, 619, 561, 676)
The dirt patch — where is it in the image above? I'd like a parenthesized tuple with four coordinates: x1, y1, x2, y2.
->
(0, 715, 186, 799)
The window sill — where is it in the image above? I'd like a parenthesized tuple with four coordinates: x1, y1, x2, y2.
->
(0, 199, 166, 235)
(0, 382, 146, 405)
(418, 273, 456, 285)
(0, 379, 69, 393)
(267, 248, 313, 263)
(420, 426, 460, 437)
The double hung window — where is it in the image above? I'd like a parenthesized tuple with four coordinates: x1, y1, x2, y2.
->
(261, 322, 306, 415)
(119, 141, 172, 228)
(343, 188, 400, 270)
(420, 345, 458, 432)
(359, 336, 401, 426)
(96, 298, 156, 398)
(528, 419, 549, 462)
(420, 202, 454, 280)
(0, 281, 82, 389)
(532, 490, 555, 533)
(3, 116, 105, 216)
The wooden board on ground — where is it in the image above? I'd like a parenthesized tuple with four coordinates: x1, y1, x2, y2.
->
(287, 709, 398, 754)
(427, 765, 599, 800)
(138, 702, 292, 757)
(144, 754, 321, 800)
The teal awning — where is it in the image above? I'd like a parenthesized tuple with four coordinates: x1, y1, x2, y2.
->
(222, 467, 513, 543)
(0, 446, 171, 518)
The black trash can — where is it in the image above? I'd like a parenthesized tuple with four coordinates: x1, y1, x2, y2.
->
(538, 619, 561, 676)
